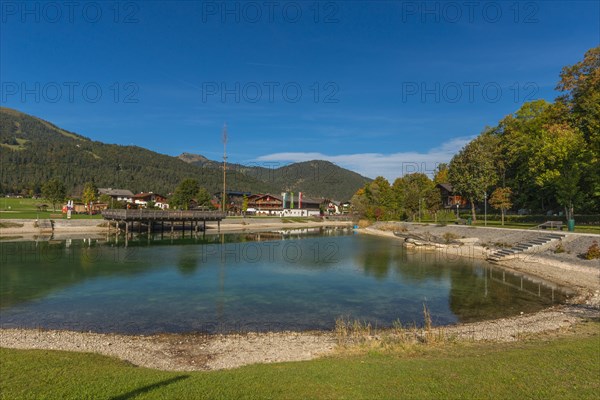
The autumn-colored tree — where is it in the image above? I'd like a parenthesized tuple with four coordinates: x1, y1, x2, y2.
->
(556, 46, 600, 212)
(393, 173, 440, 221)
(242, 194, 249, 215)
(350, 188, 369, 218)
(364, 176, 393, 220)
(489, 187, 513, 225)
(82, 181, 98, 214)
(433, 163, 449, 184)
(448, 131, 500, 222)
(556, 46, 600, 142)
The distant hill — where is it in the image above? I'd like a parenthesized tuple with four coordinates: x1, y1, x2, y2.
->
(0, 108, 370, 200)
(179, 154, 371, 201)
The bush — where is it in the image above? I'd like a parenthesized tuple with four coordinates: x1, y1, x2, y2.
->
(554, 242, 565, 254)
(358, 219, 372, 228)
(442, 232, 459, 243)
(583, 241, 600, 260)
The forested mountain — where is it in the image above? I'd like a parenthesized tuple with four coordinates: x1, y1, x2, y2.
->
(179, 154, 371, 200)
(0, 108, 369, 200)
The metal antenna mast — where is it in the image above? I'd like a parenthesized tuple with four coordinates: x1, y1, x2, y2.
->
(222, 123, 228, 213)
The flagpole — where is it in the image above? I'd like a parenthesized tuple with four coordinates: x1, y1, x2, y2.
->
(222, 123, 227, 214)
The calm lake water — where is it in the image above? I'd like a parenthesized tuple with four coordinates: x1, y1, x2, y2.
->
(0, 228, 569, 334)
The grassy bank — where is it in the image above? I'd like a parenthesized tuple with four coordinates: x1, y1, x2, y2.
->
(0, 198, 102, 220)
(1, 324, 599, 399)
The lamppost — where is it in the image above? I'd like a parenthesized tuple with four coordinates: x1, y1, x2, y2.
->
(456, 202, 459, 219)
(484, 192, 488, 226)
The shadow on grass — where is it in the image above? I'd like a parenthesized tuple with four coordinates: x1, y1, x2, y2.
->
(109, 375, 189, 400)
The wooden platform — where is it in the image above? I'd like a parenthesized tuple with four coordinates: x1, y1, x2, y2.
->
(101, 209, 226, 236)
(102, 210, 226, 222)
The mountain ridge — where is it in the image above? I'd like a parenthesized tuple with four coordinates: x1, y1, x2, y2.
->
(0, 107, 370, 200)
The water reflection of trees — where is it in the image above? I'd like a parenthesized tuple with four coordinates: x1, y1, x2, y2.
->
(447, 266, 565, 323)
(352, 237, 566, 324)
(176, 251, 200, 275)
(355, 237, 450, 283)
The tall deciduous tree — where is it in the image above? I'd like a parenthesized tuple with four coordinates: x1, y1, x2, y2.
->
(489, 187, 513, 225)
(556, 46, 600, 143)
(242, 194, 249, 214)
(350, 188, 369, 218)
(528, 123, 586, 221)
(82, 181, 98, 214)
(448, 132, 500, 222)
(196, 187, 212, 208)
(170, 178, 200, 210)
(41, 178, 66, 211)
(556, 46, 600, 211)
(433, 163, 449, 184)
(393, 173, 440, 221)
(364, 176, 393, 220)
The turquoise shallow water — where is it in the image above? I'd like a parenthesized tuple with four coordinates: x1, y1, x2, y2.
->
(0, 228, 568, 334)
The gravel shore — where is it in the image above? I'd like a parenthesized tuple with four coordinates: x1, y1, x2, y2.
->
(1, 222, 599, 371)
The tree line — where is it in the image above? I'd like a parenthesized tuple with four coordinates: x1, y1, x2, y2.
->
(352, 47, 599, 223)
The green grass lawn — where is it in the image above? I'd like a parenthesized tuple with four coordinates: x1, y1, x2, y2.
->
(1, 326, 599, 399)
(421, 218, 599, 234)
(0, 197, 101, 220)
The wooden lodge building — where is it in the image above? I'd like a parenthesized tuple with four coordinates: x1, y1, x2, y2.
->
(436, 183, 469, 209)
(247, 193, 323, 216)
(132, 192, 169, 209)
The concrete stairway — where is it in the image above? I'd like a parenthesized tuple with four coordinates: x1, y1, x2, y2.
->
(487, 233, 565, 262)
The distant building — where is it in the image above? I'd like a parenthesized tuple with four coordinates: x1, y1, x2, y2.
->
(98, 188, 134, 202)
(436, 183, 468, 209)
(248, 194, 283, 213)
(132, 192, 169, 209)
(213, 191, 252, 213)
(247, 193, 322, 216)
(340, 201, 351, 214)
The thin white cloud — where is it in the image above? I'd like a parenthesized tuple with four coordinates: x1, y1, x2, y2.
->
(255, 136, 474, 182)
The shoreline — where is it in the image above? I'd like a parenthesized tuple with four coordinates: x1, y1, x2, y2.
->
(1, 222, 599, 371)
(359, 223, 599, 301)
(0, 218, 354, 240)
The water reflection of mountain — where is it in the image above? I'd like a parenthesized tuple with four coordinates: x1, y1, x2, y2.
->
(1, 240, 153, 308)
(1, 228, 354, 308)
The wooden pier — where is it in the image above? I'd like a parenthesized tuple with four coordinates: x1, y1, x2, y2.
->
(101, 209, 226, 235)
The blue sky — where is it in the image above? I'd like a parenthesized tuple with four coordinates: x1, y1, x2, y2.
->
(1, 1, 598, 181)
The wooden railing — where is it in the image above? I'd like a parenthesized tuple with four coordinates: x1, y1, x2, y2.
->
(101, 209, 226, 221)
